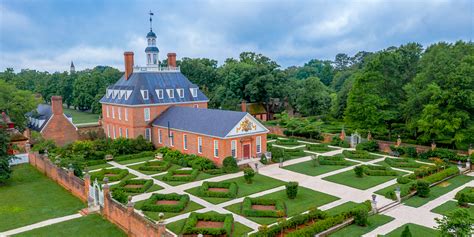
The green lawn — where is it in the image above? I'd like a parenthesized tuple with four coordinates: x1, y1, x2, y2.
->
(63, 108, 99, 124)
(283, 159, 358, 176)
(13, 214, 126, 237)
(329, 214, 394, 237)
(127, 163, 180, 175)
(0, 164, 85, 232)
(116, 156, 155, 165)
(86, 163, 112, 171)
(224, 187, 339, 225)
(89, 171, 137, 184)
(324, 201, 361, 216)
(431, 200, 474, 217)
(135, 200, 204, 220)
(374, 183, 400, 199)
(403, 175, 473, 207)
(166, 212, 253, 236)
(186, 174, 286, 204)
(322, 169, 406, 190)
(380, 223, 439, 237)
(153, 171, 226, 186)
(374, 160, 420, 171)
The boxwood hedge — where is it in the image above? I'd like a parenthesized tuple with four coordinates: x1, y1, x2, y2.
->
(138, 160, 171, 172)
(141, 193, 189, 212)
(90, 168, 129, 182)
(198, 181, 238, 198)
(455, 187, 474, 203)
(384, 158, 423, 168)
(117, 179, 153, 193)
(162, 169, 199, 182)
(114, 151, 155, 162)
(343, 150, 378, 160)
(362, 165, 398, 176)
(182, 212, 233, 236)
(318, 155, 350, 166)
(242, 197, 285, 218)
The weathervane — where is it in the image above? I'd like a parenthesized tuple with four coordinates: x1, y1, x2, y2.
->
(149, 10, 154, 31)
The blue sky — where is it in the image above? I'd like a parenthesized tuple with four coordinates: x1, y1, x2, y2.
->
(0, 0, 472, 72)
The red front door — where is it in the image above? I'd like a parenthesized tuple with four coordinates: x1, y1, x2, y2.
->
(243, 144, 250, 159)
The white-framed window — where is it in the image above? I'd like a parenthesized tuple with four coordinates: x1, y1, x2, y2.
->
(158, 129, 162, 144)
(170, 132, 174, 147)
(107, 124, 110, 137)
(125, 108, 128, 121)
(190, 88, 198, 97)
(125, 90, 132, 100)
(177, 88, 184, 98)
(183, 134, 188, 150)
(256, 136, 262, 153)
(118, 107, 121, 120)
(214, 140, 219, 157)
(145, 128, 151, 141)
(119, 127, 122, 137)
(156, 89, 164, 99)
(112, 106, 115, 119)
(125, 128, 129, 138)
(106, 106, 110, 118)
(193, 104, 199, 108)
(113, 126, 116, 139)
(153, 54, 157, 64)
(106, 89, 112, 98)
(198, 137, 202, 154)
(144, 108, 150, 121)
(141, 90, 149, 100)
(231, 140, 237, 158)
(147, 54, 151, 64)
(166, 89, 174, 98)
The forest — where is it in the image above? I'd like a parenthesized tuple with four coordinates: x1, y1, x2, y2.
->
(0, 41, 472, 149)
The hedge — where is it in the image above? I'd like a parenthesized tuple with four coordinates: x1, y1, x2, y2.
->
(158, 147, 216, 171)
(114, 151, 155, 162)
(455, 187, 474, 203)
(90, 168, 129, 182)
(384, 158, 423, 168)
(162, 169, 199, 182)
(198, 181, 238, 198)
(286, 215, 346, 237)
(284, 149, 306, 157)
(318, 154, 350, 166)
(418, 148, 466, 161)
(362, 165, 398, 176)
(182, 212, 233, 236)
(355, 141, 379, 152)
(342, 150, 378, 160)
(242, 197, 286, 218)
(138, 160, 171, 172)
(330, 136, 350, 148)
(141, 193, 189, 212)
(117, 179, 153, 193)
(275, 139, 300, 146)
(306, 144, 334, 152)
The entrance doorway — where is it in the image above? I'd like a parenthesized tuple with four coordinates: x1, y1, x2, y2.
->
(243, 144, 250, 159)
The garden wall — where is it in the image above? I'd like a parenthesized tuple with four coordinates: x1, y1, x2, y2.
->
(266, 125, 284, 136)
(377, 140, 468, 155)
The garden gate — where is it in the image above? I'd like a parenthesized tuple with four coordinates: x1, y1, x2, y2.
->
(88, 179, 104, 207)
(350, 133, 362, 148)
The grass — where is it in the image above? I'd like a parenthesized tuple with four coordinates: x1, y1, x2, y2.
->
(127, 163, 179, 175)
(374, 160, 420, 171)
(186, 174, 286, 204)
(0, 164, 85, 232)
(374, 183, 400, 199)
(86, 163, 112, 171)
(135, 200, 204, 220)
(379, 223, 439, 237)
(153, 170, 227, 186)
(324, 201, 361, 216)
(403, 175, 473, 207)
(322, 169, 406, 190)
(166, 211, 253, 236)
(13, 214, 126, 237)
(224, 187, 339, 225)
(63, 108, 99, 124)
(116, 156, 155, 165)
(89, 171, 137, 184)
(283, 159, 358, 176)
(329, 214, 394, 237)
(430, 200, 474, 217)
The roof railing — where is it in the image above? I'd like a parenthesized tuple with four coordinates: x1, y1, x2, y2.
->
(133, 65, 180, 72)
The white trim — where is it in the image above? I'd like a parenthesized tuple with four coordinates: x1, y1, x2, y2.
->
(141, 90, 149, 100)
(113, 125, 116, 139)
(256, 136, 262, 153)
(225, 113, 269, 138)
(155, 89, 164, 99)
(40, 114, 78, 133)
(119, 127, 122, 137)
(176, 88, 184, 98)
(190, 88, 198, 97)
(214, 140, 219, 158)
(106, 106, 110, 118)
(183, 134, 188, 150)
(107, 124, 110, 137)
(152, 125, 268, 139)
(231, 140, 237, 158)
(125, 128, 128, 138)
(158, 129, 162, 144)
(112, 107, 115, 119)
(124, 108, 128, 121)
(166, 89, 174, 98)
(144, 108, 150, 122)
(198, 137, 202, 154)
(100, 100, 209, 107)
(118, 107, 121, 120)
(145, 128, 151, 141)
(169, 131, 174, 147)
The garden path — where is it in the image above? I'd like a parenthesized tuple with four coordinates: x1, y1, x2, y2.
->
(0, 213, 82, 236)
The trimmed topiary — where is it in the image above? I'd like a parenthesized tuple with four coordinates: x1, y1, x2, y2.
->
(138, 160, 171, 172)
(223, 156, 239, 173)
(260, 153, 268, 165)
(354, 166, 364, 177)
(242, 197, 286, 217)
(416, 180, 430, 198)
(90, 168, 129, 182)
(401, 225, 412, 237)
(353, 206, 368, 226)
(285, 182, 299, 199)
(244, 168, 256, 184)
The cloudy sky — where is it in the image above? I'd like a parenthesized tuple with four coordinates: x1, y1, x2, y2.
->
(0, 0, 472, 72)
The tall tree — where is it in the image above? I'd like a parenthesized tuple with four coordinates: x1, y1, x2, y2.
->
(294, 77, 332, 116)
(0, 126, 13, 184)
(0, 80, 40, 130)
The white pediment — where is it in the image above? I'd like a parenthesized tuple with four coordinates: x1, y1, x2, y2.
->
(225, 114, 268, 138)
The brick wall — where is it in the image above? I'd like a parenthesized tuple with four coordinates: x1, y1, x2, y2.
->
(77, 124, 105, 140)
(41, 114, 79, 146)
(267, 125, 284, 136)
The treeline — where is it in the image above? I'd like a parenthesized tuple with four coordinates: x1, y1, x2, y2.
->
(0, 41, 472, 149)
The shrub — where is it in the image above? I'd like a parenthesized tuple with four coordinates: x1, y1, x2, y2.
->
(356, 140, 379, 152)
(343, 150, 378, 160)
(318, 154, 349, 166)
(222, 156, 239, 173)
(260, 153, 268, 165)
(244, 168, 256, 184)
(198, 182, 238, 198)
(306, 144, 334, 152)
(401, 225, 412, 237)
(397, 176, 411, 184)
(162, 169, 199, 182)
(141, 193, 189, 212)
(275, 139, 299, 146)
(117, 179, 153, 193)
(419, 148, 465, 161)
(384, 158, 423, 168)
(271, 147, 285, 163)
(90, 168, 129, 182)
(416, 180, 430, 197)
(354, 166, 364, 177)
(362, 165, 398, 176)
(286, 182, 299, 199)
(422, 166, 458, 184)
(330, 136, 350, 148)
(242, 197, 286, 217)
(114, 151, 155, 162)
(138, 160, 171, 172)
(458, 193, 469, 207)
(283, 149, 306, 158)
(182, 212, 233, 236)
(162, 148, 216, 171)
(353, 207, 368, 226)
(112, 188, 128, 204)
(455, 187, 474, 203)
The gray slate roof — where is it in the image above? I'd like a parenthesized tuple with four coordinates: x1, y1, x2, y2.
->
(26, 104, 72, 131)
(100, 72, 208, 106)
(152, 106, 248, 138)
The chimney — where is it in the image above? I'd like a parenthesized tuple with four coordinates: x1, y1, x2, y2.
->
(167, 53, 177, 68)
(241, 100, 247, 112)
(51, 96, 63, 115)
(124, 52, 134, 80)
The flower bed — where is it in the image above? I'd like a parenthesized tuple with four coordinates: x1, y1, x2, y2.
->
(162, 169, 199, 182)
(306, 144, 335, 152)
(455, 187, 474, 203)
(198, 182, 238, 198)
(343, 150, 378, 160)
(141, 193, 189, 212)
(384, 158, 423, 168)
(182, 212, 233, 236)
(362, 165, 398, 176)
(138, 160, 171, 172)
(90, 168, 129, 182)
(117, 179, 153, 193)
(242, 197, 285, 218)
(318, 155, 350, 166)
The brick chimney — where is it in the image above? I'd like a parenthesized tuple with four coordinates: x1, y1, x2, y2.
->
(51, 96, 63, 115)
(124, 52, 134, 80)
(241, 100, 247, 112)
(167, 53, 177, 68)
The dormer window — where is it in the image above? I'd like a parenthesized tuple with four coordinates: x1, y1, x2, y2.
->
(155, 89, 164, 99)
(177, 88, 184, 98)
(119, 90, 126, 99)
(166, 89, 174, 98)
(141, 90, 149, 100)
(125, 90, 132, 100)
(106, 89, 113, 98)
(190, 88, 198, 97)
(112, 90, 119, 99)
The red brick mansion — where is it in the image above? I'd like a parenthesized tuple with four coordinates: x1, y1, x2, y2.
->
(100, 20, 268, 165)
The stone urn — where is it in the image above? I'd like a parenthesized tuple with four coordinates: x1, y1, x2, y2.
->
(155, 153, 163, 160)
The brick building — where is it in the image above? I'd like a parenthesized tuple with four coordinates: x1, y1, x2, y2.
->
(100, 18, 268, 165)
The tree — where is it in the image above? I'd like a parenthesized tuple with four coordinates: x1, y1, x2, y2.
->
(285, 182, 299, 199)
(353, 207, 368, 226)
(294, 77, 332, 116)
(354, 166, 364, 177)
(243, 168, 255, 184)
(0, 126, 13, 184)
(436, 208, 473, 237)
(0, 80, 40, 130)
(401, 225, 412, 237)
(222, 156, 239, 173)
(416, 180, 430, 197)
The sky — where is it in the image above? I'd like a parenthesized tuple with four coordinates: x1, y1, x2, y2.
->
(0, 0, 473, 72)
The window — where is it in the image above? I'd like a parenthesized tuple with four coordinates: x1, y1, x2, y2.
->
(141, 90, 149, 100)
(147, 54, 151, 64)
(166, 89, 174, 98)
(107, 124, 110, 137)
(193, 104, 199, 108)
(183, 134, 188, 150)
(177, 88, 184, 98)
(125, 90, 132, 100)
(118, 107, 121, 120)
(125, 108, 128, 121)
(198, 137, 202, 154)
(231, 140, 237, 158)
(153, 54, 157, 64)
(144, 108, 150, 121)
(112, 107, 115, 119)
(190, 88, 198, 97)
(170, 132, 174, 147)
(256, 136, 262, 153)
(145, 128, 151, 141)
(119, 127, 122, 137)
(214, 140, 219, 157)
(158, 129, 162, 144)
(156, 89, 164, 99)
(125, 128, 129, 138)
(113, 126, 116, 139)
(106, 106, 110, 118)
